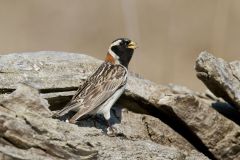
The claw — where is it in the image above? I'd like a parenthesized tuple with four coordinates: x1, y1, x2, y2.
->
(107, 126, 117, 136)
(106, 120, 117, 136)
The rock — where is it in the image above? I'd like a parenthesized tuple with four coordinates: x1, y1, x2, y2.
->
(40, 91, 75, 111)
(195, 51, 240, 110)
(0, 83, 208, 160)
(126, 78, 240, 160)
(121, 70, 240, 159)
(155, 94, 240, 160)
(1, 51, 238, 159)
(1, 83, 52, 117)
(112, 105, 195, 152)
(0, 84, 98, 160)
(0, 51, 101, 92)
(0, 51, 162, 98)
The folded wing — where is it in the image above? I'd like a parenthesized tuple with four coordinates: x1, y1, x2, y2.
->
(53, 62, 127, 119)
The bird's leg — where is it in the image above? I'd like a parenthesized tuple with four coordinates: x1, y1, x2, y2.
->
(103, 112, 117, 136)
(107, 120, 113, 131)
(93, 119, 97, 128)
(92, 115, 97, 127)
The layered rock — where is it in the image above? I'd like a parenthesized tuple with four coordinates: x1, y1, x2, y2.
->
(0, 51, 100, 91)
(0, 84, 97, 160)
(0, 84, 208, 160)
(195, 51, 240, 111)
(0, 51, 239, 160)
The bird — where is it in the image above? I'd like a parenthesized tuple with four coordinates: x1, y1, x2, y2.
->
(53, 38, 137, 131)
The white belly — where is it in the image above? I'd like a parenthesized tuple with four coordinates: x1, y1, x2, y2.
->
(91, 85, 126, 120)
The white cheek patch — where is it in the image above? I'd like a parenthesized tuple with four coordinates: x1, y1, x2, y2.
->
(108, 40, 121, 64)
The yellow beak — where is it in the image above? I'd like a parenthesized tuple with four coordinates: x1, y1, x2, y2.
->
(128, 41, 137, 49)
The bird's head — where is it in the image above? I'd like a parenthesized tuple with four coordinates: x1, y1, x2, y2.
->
(105, 38, 137, 68)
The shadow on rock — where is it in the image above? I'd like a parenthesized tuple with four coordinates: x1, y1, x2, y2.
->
(212, 102, 240, 126)
(54, 105, 123, 134)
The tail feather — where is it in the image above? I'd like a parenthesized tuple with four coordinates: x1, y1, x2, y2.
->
(52, 103, 79, 118)
(68, 110, 86, 123)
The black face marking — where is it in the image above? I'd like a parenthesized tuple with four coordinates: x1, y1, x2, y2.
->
(110, 38, 135, 68)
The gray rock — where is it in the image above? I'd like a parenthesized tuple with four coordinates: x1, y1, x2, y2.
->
(0, 84, 97, 160)
(113, 105, 195, 152)
(125, 77, 240, 160)
(0, 51, 101, 92)
(156, 94, 240, 160)
(0, 51, 161, 98)
(1, 51, 237, 159)
(195, 51, 240, 110)
(0, 84, 208, 160)
(1, 83, 52, 117)
(121, 67, 240, 159)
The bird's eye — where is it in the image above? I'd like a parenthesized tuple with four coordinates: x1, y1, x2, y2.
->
(119, 41, 124, 46)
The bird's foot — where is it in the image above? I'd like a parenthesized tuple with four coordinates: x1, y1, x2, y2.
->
(107, 126, 118, 137)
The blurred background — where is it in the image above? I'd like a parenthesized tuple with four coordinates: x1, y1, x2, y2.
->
(0, 0, 239, 91)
